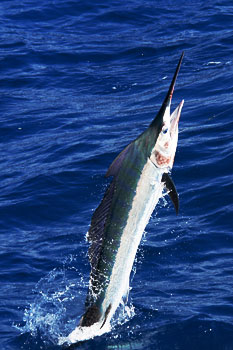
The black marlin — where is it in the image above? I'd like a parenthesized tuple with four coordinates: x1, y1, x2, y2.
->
(60, 52, 184, 344)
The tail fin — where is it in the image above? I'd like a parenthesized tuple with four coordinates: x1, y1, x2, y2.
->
(80, 304, 101, 327)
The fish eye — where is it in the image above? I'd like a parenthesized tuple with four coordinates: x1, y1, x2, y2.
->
(162, 128, 168, 134)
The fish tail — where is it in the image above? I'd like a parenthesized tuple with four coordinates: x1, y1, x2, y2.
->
(80, 304, 101, 327)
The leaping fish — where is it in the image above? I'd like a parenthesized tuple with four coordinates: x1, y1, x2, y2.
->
(60, 52, 184, 345)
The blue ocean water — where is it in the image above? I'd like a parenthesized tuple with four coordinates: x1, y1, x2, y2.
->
(1, 0, 233, 349)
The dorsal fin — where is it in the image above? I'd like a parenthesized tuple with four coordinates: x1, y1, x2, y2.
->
(87, 180, 116, 269)
(88, 141, 135, 271)
(105, 142, 133, 178)
(162, 173, 179, 214)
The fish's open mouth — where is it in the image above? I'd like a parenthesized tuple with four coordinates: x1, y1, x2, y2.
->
(170, 100, 184, 134)
(155, 151, 171, 166)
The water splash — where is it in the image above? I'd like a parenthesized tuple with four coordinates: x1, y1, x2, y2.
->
(15, 253, 137, 346)
(59, 291, 136, 345)
(15, 255, 88, 345)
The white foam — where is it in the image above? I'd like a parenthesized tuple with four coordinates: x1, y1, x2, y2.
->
(207, 61, 221, 65)
(58, 321, 111, 345)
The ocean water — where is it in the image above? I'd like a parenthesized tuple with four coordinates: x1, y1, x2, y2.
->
(1, 0, 233, 349)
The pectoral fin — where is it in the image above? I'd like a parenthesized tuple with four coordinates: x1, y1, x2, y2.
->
(162, 173, 179, 215)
